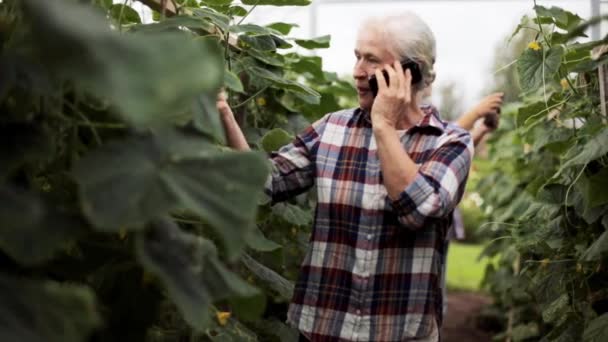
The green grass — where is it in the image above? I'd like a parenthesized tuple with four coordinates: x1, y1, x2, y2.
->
(445, 242, 494, 292)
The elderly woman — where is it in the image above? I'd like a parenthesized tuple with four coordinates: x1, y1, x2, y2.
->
(218, 12, 473, 342)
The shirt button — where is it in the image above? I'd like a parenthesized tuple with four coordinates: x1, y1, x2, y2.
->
(356, 309, 361, 315)
(366, 234, 372, 240)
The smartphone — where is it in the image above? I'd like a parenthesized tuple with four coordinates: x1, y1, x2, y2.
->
(483, 107, 501, 129)
(368, 59, 422, 98)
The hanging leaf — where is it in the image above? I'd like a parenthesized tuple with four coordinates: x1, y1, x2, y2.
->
(23, 0, 224, 128)
(559, 127, 608, 171)
(73, 128, 269, 258)
(272, 202, 312, 226)
(534, 6, 584, 31)
(0, 274, 100, 342)
(246, 49, 285, 67)
(241, 0, 311, 6)
(295, 35, 331, 49)
(245, 227, 282, 252)
(542, 294, 570, 324)
(229, 24, 276, 35)
(248, 66, 320, 103)
(581, 231, 608, 261)
(577, 168, 608, 208)
(517, 45, 564, 94)
(223, 69, 244, 93)
(266, 22, 299, 35)
(192, 8, 230, 31)
(0, 187, 84, 266)
(260, 128, 294, 152)
(290, 56, 325, 81)
(192, 93, 226, 143)
(512, 322, 540, 341)
(238, 34, 277, 51)
(583, 313, 608, 342)
(137, 218, 261, 330)
(110, 4, 142, 24)
(228, 5, 248, 17)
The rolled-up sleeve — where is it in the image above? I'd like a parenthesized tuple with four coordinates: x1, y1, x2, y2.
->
(264, 116, 327, 204)
(390, 130, 473, 230)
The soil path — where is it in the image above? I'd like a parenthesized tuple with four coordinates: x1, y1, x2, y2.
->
(441, 291, 493, 342)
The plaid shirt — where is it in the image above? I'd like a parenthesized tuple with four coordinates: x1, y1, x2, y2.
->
(265, 106, 473, 341)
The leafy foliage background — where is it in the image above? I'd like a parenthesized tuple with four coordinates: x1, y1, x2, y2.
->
(476, 5, 608, 341)
(0, 0, 355, 341)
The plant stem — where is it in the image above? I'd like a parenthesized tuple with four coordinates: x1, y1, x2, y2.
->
(232, 86, 268, 109)
(75, 122, 127, 129)
(236, 0, 261, 26)
(118, 0, 129, 32)
(64, 101, 103, 146)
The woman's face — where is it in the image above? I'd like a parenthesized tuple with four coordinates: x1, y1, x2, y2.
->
(352, 28, 398, 112)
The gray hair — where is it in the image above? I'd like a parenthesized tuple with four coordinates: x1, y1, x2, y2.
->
(360, 12, 437, 91)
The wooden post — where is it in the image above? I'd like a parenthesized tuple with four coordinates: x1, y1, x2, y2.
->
(592, 45, 608, 122)
(137, 0, 178, 17)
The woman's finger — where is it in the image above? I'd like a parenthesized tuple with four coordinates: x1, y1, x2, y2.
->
(384, 63, 398, 91)
(375, 67, 388, 91)
(403, 69, 412, 102)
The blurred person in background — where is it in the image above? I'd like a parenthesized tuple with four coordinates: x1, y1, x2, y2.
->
(421, 88, 503, 315)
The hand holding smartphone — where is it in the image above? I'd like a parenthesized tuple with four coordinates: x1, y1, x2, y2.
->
(368, 60, 422, 98)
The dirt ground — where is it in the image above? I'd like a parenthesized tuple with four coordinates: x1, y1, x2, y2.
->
(441, 291, 494, 342)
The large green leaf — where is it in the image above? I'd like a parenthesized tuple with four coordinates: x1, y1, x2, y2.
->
(73, 128, 269, 258)
(534, 6, 584, 31)
(229, 24, 277, 36)
(530, 125, 572, 153)
(137, 218, 260, 330)
(577, 168, 608, 208)
(192, 8, 231, 31)
(223, 69, 245, 93)
(260, 128, 293, 152)
(290, 56, 325, 81)
(110, 4, 141, 24)
(563, 15, 608, 41)
(245, 227, 282, 252)
(24, 0, 224, 128)
(241, 0, 311, 6)
(542, 294, 569, 324)
(266, 22, 299, 35)
(295, 35, 331, 49)
(581, 231, 608, 261)
(512, 322, 540, 341)
(192, 93, 226, 143)
(0, 274, 100, 342)
(238, 34, 277, 51)
(248, 66, 320, 103)
(246, 49, 285, 67)
(583, 313, 608, 342)
(272, 202, 312, 226)
(517, 45, 563, 94)
(559, 127, 608, 171)
(0, 187, 83, 266)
